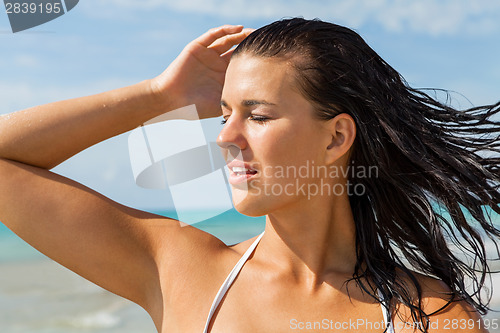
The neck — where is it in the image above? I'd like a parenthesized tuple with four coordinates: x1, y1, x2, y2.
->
(259, 193, 357, 289)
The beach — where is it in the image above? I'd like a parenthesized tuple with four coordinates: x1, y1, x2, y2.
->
(0, 258, 156, 332)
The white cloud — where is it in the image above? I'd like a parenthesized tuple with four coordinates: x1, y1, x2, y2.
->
(371, 0, 500, 36)
(79, 0, 500, 36)
(14, 54, 40, 68)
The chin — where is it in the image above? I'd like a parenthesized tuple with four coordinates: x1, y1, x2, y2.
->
(231, 187, 270, 217)
(233, 203, 268, 217)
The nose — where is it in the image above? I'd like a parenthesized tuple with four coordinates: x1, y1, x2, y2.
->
(216, 116, 247, 151)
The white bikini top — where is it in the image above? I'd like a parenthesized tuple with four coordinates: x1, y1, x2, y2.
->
(203, 232, 395, 333)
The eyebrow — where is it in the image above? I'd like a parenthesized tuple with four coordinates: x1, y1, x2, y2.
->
(220, 99, 276, 108)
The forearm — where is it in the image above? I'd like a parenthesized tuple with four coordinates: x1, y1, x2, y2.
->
(0, 79, 167, 169)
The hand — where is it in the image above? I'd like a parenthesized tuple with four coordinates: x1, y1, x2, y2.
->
(151, 25, 254, 119)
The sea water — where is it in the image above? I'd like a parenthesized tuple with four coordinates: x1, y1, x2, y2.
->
(1, 209, 500, 332)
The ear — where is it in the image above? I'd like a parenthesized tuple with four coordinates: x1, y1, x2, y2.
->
(324, 113, 356, 165)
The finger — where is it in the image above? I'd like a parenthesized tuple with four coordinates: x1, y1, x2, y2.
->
(209, 28, 255, 55)
(195, 25, 244, 48)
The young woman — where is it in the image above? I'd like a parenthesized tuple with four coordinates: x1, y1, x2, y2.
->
(1, 18, 499, 332)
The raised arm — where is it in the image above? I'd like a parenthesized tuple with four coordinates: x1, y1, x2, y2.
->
(0, 25, 251, 326)
(0, 25, 250, 169)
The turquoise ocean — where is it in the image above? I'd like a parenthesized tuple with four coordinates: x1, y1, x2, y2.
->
(1, 209, 500, 332)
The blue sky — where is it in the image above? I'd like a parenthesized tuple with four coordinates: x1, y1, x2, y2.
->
(1, 0, 499, 212)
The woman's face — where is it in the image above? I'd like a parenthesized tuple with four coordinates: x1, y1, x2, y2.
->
(217, 54, 335, 216)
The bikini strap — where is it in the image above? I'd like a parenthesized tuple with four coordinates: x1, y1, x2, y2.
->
(203, 232, 265, 333)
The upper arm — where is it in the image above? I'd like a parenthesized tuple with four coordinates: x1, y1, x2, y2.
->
(0, 158, 225, 313)
(422, 277, 487, 333)
(393, 273, 488, 333)
(425, 296, 487, 333)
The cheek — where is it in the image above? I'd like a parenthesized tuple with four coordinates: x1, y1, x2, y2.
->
(252, 128, 296, 165)
(261, 125, 322, 167)
(232, 128, 325, 212)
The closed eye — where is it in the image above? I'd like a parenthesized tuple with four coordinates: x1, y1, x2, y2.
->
(249, 115, 269, 123)
(220, 113, 230, 125)
(221, 115, 270, 125)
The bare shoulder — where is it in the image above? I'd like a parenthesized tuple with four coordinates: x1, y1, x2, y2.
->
(393, 271, 488, 333)
(154, 225, 262, 324)
(150, 220, 230, 279)
(155, 225, 262, 285)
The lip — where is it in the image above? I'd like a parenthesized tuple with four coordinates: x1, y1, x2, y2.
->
(226, 160, 259, 185)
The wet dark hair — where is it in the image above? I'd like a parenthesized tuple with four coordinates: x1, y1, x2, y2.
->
(233, 17, 500, 331)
